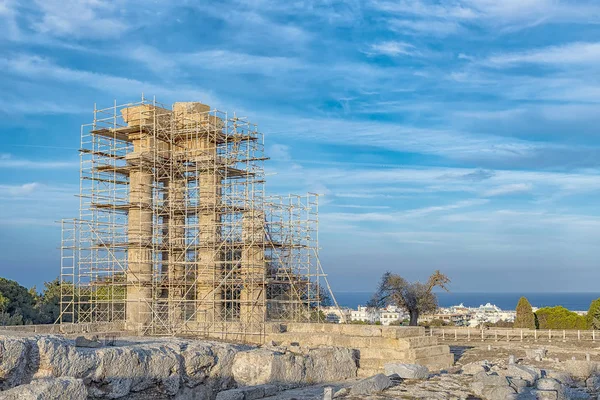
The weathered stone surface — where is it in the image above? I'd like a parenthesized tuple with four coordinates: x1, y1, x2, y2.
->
(565, 360, 598, 380)
(214, 390, 244, 400)
(461, 361, 489, 375)
(473, 372, 510, 387)
(537, 378, 562, 392)
(501, 364, 540, 384)
(564, 388, 592, 400)
(0, 377, 87, 400)
(526, 349, 548, 360)
(304, 347, 357, 383)
(532, 389, 559, 400)
(0, 336, 34, 390)
(384, 363, 429, 379)
(586, 375, 600, 391)
(349, 373, 392, 395)
(545, 370, 573, 386)
(481, 384, 518, 400)
(508, 377, 530, 392)
(74, 335, 101, 348)
(35, 336, 98, 381)
(231, 347, 356, 387)
(471, 381, 485, 396)
(215, 384, 286, 400)
(232, 349, 304, 386)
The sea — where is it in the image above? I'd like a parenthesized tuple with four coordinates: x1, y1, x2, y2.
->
(332, 292, 600, 312)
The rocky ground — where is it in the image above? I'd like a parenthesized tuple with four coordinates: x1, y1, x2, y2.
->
(1, 332, 599, 400)
(0, 333, 357, 399)
(253, 341, 600, 400)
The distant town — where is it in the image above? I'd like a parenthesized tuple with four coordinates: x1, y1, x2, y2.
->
(323, 303, 588, 327)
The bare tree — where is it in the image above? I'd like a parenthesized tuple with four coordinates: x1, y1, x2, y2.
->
(368, 270, 450, 326)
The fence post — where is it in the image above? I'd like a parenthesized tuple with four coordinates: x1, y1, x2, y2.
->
(468, 329, 471, 342)
(442, 329, 445, 340)
(454, 329, 457, 340)
(534, 329, 537, 342)
(520, 329, 523, 342)
(481, 329, 484, 341)
(563, 330, 566, 342)
(593, 330, 595, 342)
(548, 329, 551, 342)
(495, 330, 498, 342)
(507, 330, 509, 342)
(578, 330, 581, 341)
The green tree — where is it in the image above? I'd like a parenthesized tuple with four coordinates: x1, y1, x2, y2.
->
(0, 291, 8, 313)
(369, 270, 450, 326)
(36, 278, 62, 324)
(535, 306, 587, 330)
(586, 298, 600, 330)
(0, 278, 38, 324)
(514, 297, 536, 329)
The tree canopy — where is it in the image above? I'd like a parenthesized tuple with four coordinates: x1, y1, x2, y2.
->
(369, 270, 450, 326)
(0, 277, 65, 326)
(586, 298, 600, 330)
(535, 306, 587, 330)
(514, 297, 536, 329)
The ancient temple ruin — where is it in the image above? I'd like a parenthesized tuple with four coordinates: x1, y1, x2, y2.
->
(60, 97, 334, 341)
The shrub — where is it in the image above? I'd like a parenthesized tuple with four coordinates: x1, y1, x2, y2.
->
(586, 298, 600, 330)
(514, 297, 536, 329)
(535, 306, 587, 330)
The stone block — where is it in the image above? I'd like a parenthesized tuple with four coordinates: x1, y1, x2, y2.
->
(461, 361, 489, 375)
(532, 389, 559, 400)
(350, 373, 392, 395)
(565, 360, 598, 380)
(526, 349, 548, 360)
(587, 375, 600, 391)
(473, 372, 510, 387)
(384, 363, 429, 379)
(501, 364, 540, 384)
(74, 335, 101, 348)
(0, 377, 87, 400)
(482, 385, 518, 400)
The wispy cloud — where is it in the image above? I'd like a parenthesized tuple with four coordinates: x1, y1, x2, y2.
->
(31, 0, 128, 39)
(0, 182, 40, 196)
(0, 154, 77, 169)
(366, 41, 419, 57)
(483, 183, 532, 197)
(485, 42, 600, 67)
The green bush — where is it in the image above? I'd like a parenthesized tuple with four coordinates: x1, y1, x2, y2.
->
(535, 306, 587, 330)
(586, 298, 600, 330)
(514, 297, 536, 329)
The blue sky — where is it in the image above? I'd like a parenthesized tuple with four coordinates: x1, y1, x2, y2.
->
(1, 0, 600, 293)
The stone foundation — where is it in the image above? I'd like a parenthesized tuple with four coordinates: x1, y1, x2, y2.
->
(265, 323, 454, 376)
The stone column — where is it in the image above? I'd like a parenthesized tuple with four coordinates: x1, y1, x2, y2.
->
(126, 138, 153, 332)
(172, 102, 223, 327)
(240, 210, 266, 329)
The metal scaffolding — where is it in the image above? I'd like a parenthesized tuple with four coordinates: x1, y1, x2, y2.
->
(60, 96, 335, 341)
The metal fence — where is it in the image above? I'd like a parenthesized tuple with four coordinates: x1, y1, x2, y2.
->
(427, 327, 599, 343)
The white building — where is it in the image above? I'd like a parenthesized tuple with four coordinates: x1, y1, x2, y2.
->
(322, 306, 351, 324)
(379, 305, 409, 325)
(350, 305, 380, 324)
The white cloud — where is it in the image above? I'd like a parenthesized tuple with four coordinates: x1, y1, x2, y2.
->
(268, 144, 292, 161)
(31, 0, 128, 39)
(485, 42, 600, 67)
(0, 153, 77, 169)
(0, 182, 40, 196)
(390, 19, 462, 36)
(372, 0, 478, 20)
(0, 54, 219, 108)
(367, 41, 418, 57)
(483, 183, 532, 197)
